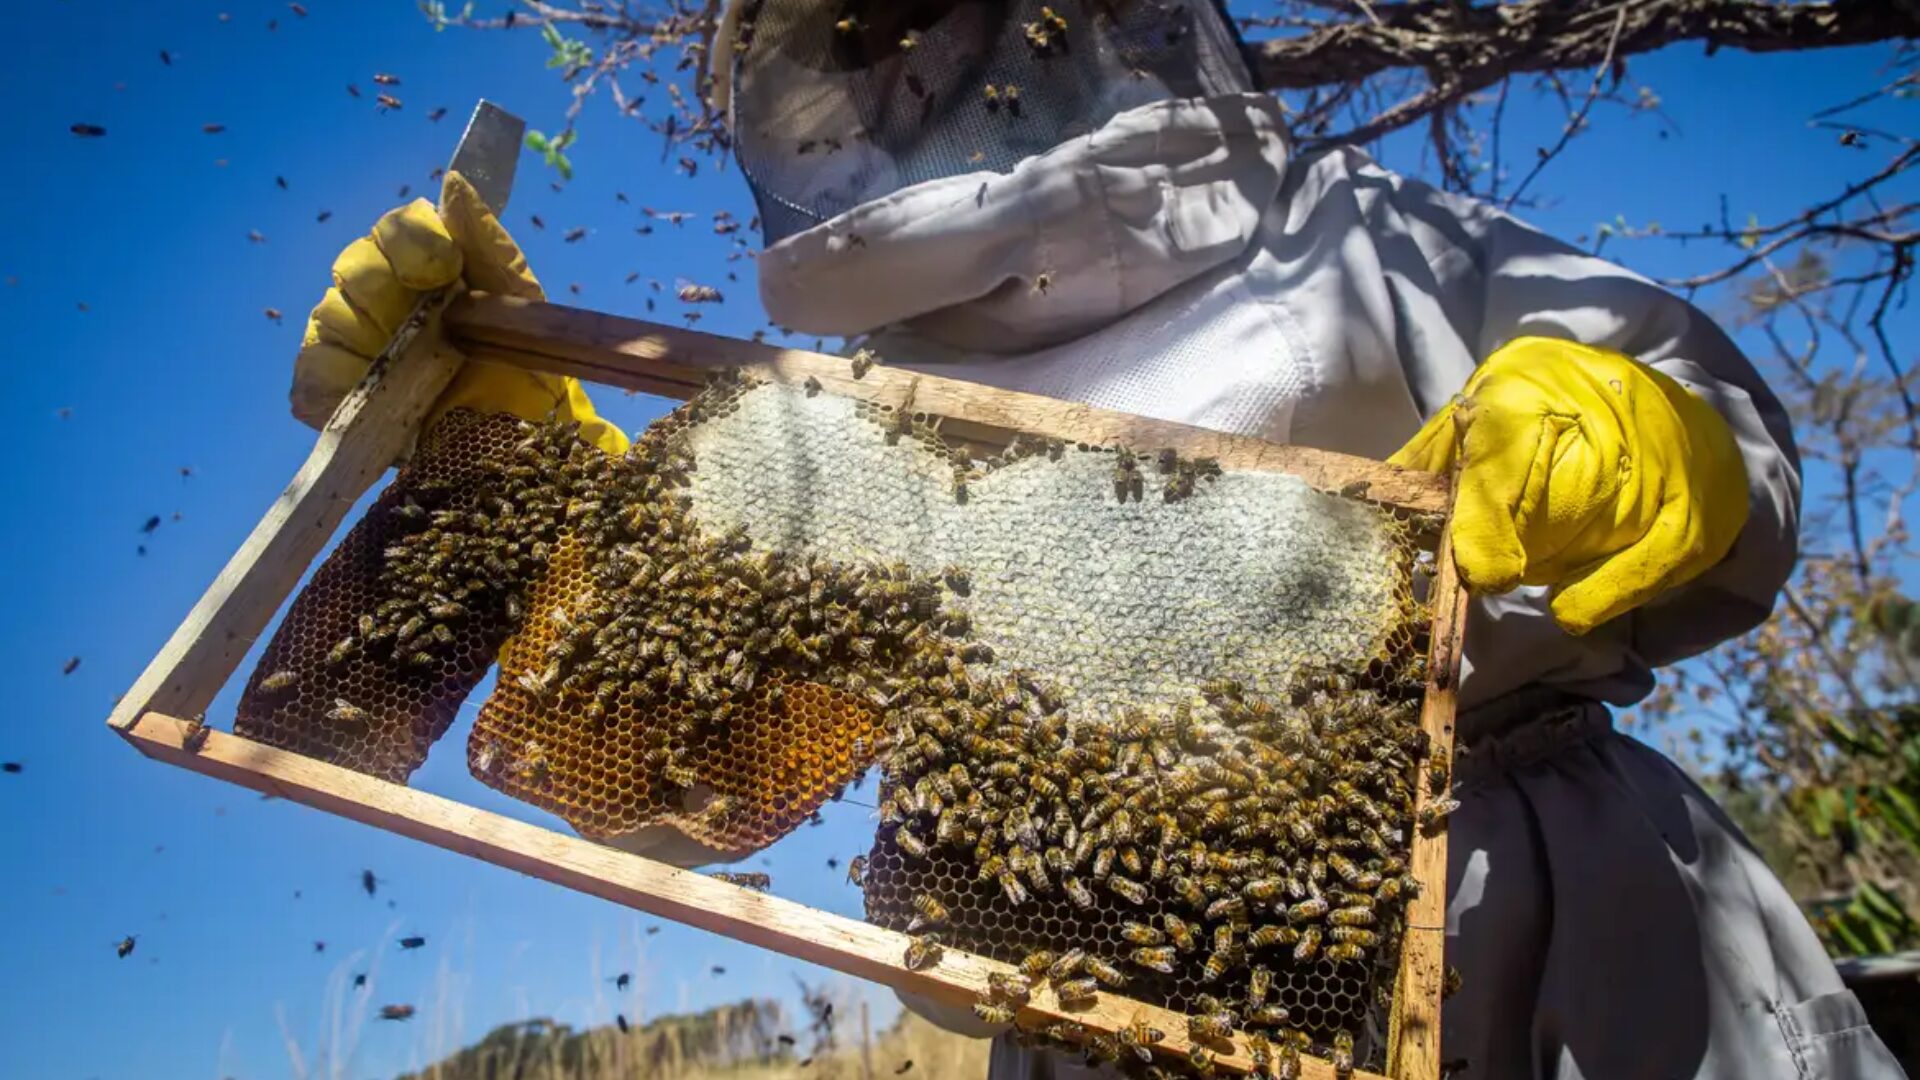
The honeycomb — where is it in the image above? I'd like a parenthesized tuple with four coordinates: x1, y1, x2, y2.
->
(470, 534, 885, 853)
(234, 409, 533, 781)
(246, 373, 1439, 1071)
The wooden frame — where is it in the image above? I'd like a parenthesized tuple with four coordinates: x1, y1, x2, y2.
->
(110, 295, 1465, 1080)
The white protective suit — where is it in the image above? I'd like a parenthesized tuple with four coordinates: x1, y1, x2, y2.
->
(755, 92, 1904, 1079)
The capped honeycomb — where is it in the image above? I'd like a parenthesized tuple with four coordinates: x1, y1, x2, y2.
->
(235, 409, 535, 781)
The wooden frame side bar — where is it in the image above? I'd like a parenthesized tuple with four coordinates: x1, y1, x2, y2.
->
(105, 304, 463, 732)
(118, 712, 1379, 1080)
(1389, 520, 1468, 1080)
(445, 295, 1450, 515)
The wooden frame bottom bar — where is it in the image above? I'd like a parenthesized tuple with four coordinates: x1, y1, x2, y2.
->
(120, 711, 1379, 1080)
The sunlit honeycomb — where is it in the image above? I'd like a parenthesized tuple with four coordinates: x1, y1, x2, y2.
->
(245, 375, 1440, 1069)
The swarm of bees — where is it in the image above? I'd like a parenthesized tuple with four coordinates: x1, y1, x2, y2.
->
(239, 366, 1435, 1077)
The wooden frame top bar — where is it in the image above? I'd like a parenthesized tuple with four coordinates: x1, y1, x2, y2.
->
(444, 294, 1450, 515)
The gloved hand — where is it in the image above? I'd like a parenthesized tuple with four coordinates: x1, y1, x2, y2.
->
(293, 171, 629, 455)
(1390, 336, 1749, 636)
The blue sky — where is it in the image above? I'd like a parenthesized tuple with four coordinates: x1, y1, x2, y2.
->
(0, 4, 1911, 1079)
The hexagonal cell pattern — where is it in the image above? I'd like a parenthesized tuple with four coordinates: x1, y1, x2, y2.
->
(235, 409, 530, 781)
(243, 376, 1436, 1070)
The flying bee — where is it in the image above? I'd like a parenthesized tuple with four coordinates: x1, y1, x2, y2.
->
(1325, 943, 1367, 962)
(1119, 1017, 1165, 1062)
(1120, 921, 1163, 946)
(1287, 897, 1328, 923)
(1084, 956, 1127, 988)
(904, 934, 944, 971)
(1330, 1031, 1354, 1080)
(1292, 927, 1322, 962)
(327, 698, 371, 726)
(1129, 945, 1176, 974)
(1187, 1011, 1234, 1042)
(1163, 914, 1199, 952)
(1054, 977, 1098, 1008)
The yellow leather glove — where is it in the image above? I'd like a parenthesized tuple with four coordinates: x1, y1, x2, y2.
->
(293, 171, 629, 455)
(1390, 337, 1749, 635)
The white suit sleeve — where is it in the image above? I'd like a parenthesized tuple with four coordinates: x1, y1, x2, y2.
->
(1379, 164, 1803, 665)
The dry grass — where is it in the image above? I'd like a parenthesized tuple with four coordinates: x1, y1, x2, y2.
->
(390, 994, 990, 1080)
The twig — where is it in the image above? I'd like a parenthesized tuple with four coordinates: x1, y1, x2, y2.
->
(1504, 3, 1630, 209)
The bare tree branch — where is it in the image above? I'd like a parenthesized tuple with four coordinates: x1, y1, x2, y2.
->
(1257, 0, 1920, 145)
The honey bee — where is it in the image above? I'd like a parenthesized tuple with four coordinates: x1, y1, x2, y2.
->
(326, 636, 358, 667)
(1120, 921, 1163, 946)
(1171, 876, 1207, 909)
(1048, 948, 1086, 981)
(1019, 950, 1056, 978)
(1287, 897, 1328, 923)
(1331, 1031, 1354, 1079)
(709, 872, 770, 890)
(1247, 964, 1273, 1007)
(1084, 956, 1127, 988)
(1118, 1017, 1165, 1062)
(1163, 914, 1199, 952)
(1247, 1003, 1291, 1027)
(987, 972, 1033, 1003)
(1292, 927, 1322, 961)
(895, 826, 929, 860)
(1329, 927, 1378, 946)
(1063, 875, 1095, 910)
(1243, 878, 1284, 903)
(1129, 945, 1176, 974)
(1329, 906, 1375, 927)
(803, 376, 823, 397)
(1187, 1011, 1234, 1042)
(259, 670, 299, 694)
(1054, 977, 1098, 1008)
(1107, 875, 1147, 905)
(1444, 965, 1464, 998)
(1419, 796, 1461, 831)
(995, 866, 1029, 906)
(1185, 1046, 1217, 1080)
(1275, 1037, 1302, 1080)
(1201, 948, 1235, 983)
(1204, 895, 1246, 922)
(1325, 943, 1366, 962)
(327, 698, 371, 726)
(972, 1001, 1016, 1024)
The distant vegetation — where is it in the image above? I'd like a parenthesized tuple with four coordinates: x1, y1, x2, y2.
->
(393, 994, 988, 1080)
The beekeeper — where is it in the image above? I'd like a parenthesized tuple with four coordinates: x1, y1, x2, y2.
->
(288, 1, 1900, 1076)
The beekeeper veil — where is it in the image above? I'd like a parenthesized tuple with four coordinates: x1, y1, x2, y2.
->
(714, 0, 1256, 246)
